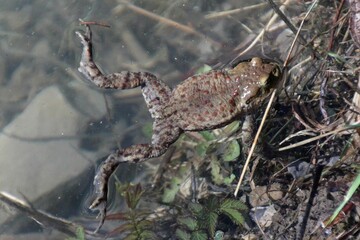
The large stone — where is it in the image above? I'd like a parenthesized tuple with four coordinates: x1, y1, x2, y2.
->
(0, 83, 107, 225)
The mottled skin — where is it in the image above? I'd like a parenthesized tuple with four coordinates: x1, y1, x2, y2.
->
(76, 25, 280, 231)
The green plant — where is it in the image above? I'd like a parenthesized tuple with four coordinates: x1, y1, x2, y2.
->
(66, 227, 85, 240)
(325, 172, 360, 226)
(106, 183, 157, 240)
(176, 196, 247, 240)
(160, 120, 242, 204)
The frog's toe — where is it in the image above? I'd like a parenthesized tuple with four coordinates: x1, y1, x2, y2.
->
(89, 192, 107, 209)
(75, 31, 88, 45)
(91, 200, 106, 233)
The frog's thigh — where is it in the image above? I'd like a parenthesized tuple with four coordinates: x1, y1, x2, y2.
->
(141, 78, 172, 118)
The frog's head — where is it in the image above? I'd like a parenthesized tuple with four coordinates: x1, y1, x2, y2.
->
(231, 57, 281, 105)
(253, 58, 281, 90)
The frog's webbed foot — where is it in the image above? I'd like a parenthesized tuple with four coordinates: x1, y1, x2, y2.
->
(92, 201, 106, 233)
(76, 24, 171, 96)
(75, 24, 91, 46)
(90, 152, 125, 233)
(75, 25, 105, 84)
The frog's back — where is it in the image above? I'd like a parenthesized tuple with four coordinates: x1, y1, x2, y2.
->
(166, 58, 280, 131)
(168, 70, 254, 130)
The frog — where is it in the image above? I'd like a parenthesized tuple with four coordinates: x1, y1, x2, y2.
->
(75, 24, 281, 231)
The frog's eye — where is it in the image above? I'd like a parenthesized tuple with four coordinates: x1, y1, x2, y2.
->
(266, 65, 281, 88)
(271, 66, 280, 77)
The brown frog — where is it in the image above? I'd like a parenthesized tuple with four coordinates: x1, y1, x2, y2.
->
(76, 24, 281, 231)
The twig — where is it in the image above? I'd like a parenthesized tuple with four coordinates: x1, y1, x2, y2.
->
(115, 0, 221, 48)
(205, 3, 268, 19)
(328, 0, 346, 51)
(283, 0, 319, 66)
(278, 122, 359, 151)
(296, 164, 324, 240)
(266, 0, 307, 46)
(0, 192, 98, 238)
(234, 0, 317, 196)
(79, 19, 111, 28)
(234, 90, 277, 196)
(237, 0, 292, 57)
(320, 72, 330, 124)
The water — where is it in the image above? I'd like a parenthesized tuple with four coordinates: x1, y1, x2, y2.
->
(0, 0, 288, 238)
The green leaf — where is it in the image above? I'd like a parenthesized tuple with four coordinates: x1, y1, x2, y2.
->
(219, 199, 246, 226)
(135, 219, 153, 229)
(222, 140, 240, 162)
(220, 208, 245, 226)
(207, 212, 218, 236)
(126, 184, 144, 209)
(210, 157, 223, 185)
(75, 227, 85, 240)
(192, 197, 221, 236)
(325, 173, 360, 226)
(115, 182, 130, 197)
(195, 142, 210, 157)
(222, 121, 240, 135)
(220, 199, 247, 211)
(191, 230, 208, 240)
(162, 177, 182, 203)
(139, 230, 157, 239)
(178, 217, 198, 231)
(199, 130, 216, 141)
(195, 64, 212, 74)
(108, 223, 135, 238)
(327, 51, 345, 63)
(223, 174, 236, 185)
(176, 228, 191, 240)
(188, 202, 203, 214)
(124, 233, 139, 240)
(66, 226, 85, 240)
(206, 196, 220, 212)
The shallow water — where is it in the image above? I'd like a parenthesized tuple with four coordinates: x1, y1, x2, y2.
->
(0, 0, 293, 238)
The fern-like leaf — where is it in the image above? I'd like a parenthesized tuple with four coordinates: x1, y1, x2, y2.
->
(191, 230, 208, 240)
(123, 233, 139, 240)
(176, 228, 191, 240)
(107, 222, 135, 238)
(178, 217, 198, 231)
(135, 219, 153, 230)
(207, 212, 219, 236)
(126, 184, 144, 209)
(139, 230, 158, 239)
(188, 202, 203, 214)
(220, 199, 247, 211)
(220, 208, 245, 226)
(205, 196, 220, 212)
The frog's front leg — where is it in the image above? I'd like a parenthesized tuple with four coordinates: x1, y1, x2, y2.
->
(75, 25, 150, 89)
(76, 25, 172, 119)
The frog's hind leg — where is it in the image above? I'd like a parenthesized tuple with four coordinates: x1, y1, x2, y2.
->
(76, 24, 172, 119)
(90, 119, 181, 232)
